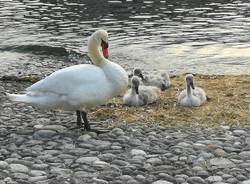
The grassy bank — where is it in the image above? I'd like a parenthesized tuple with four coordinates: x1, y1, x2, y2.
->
(89, 75, 250, 128)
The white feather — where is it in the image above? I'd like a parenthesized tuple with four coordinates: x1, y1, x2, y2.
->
(177, 74, 207, 107)
(7, 30, 128, 112)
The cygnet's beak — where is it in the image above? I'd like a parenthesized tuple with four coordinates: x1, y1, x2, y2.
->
(135, 85, 139, 95)
(139, 73, 144, 80)
(101, 40, 109, 59)
(161, 84, 167, 91)
(190, 81, 195, 89)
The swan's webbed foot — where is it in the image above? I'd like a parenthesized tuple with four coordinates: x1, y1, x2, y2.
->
(68, 111, 84, 130)
(70, 111, 109, 134)
(81, 111, 109, 134)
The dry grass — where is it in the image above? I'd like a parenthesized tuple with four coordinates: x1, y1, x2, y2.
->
(89, 75, 250, 128)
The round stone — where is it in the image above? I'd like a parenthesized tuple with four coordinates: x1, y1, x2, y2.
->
(0, 161, 8, 169)
(30, 170, 47, 176)
(78, 134, 91, 142)
(9, 164, 29, 173)
(33, 130, 57, 140)
(75, 157, 100, 165)
(206, 176, 223, 183)
(209, 158, 235, 168)
(242, 179, 250, 184)
(152, 180, 173, 184)
(131, 149, 147, 157)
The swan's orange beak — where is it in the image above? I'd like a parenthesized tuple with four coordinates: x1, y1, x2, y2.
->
(102, 47, 109, 59)
(101, 40, 109, 59)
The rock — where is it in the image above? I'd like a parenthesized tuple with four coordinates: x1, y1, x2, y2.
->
(93, 178, 109, 184)
(214, 148, 227, 157)
(158, 173, 175, 182)
(131, 149, 147, 157)
(209, 158, 235, 168)
(192, 166, 204, 172)
(32, 164, 49, 170)
(237, 174, 248, 181)
(78, 134, 91, 142)
(9, 164, 29, 173)
(177, 142, 191, 147)
(98, 153, 116, 162)
(226, 177, 238, 183)
(146, 158, 162, 165)
(119, 175, 133, 181)
(207, 144, 222, 150)
(93, 160, 109, 169)
(112, 128, 125, 136)
(29, 176, 48, 183)
(111, 145, 122, 150)
(242, 179, 250, 184)
(206, 176, 223, 183)
(30, 170, 47, 176)
(112, 159, 129, 166)
(75, 157, 100, 165)
(245, 138, 250, 146)
(0, 161, 8, 169)
(187, 177, 206, 184)
(239, 151, 250, 159)
(193, 143, 206, 150)
(33, 130, 57, 140)
(197, 170, 209, 177)
(233, 130, 246, 135)
(12, 172, 29, 180)
(152, 180, 173, 184)
(136, 175, 146, 182)
(39, 125, 67, 133)
(50, 167, 73, 178)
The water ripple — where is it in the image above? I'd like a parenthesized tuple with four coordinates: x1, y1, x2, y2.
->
(0, 0, 249, 74)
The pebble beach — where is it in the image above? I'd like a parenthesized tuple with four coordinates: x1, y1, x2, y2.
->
(1, 71, 250, 184)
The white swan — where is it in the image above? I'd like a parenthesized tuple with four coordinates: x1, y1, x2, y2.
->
(177, 74, 207, 107)
(7, 30, 128, 131)
(123, 76, 160, 106)
(133, 68, 171, 91)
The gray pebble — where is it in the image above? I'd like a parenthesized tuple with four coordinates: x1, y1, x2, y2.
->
(206, 176, 223, 183)
(78, 134, 91, 142)
(131, 149, 147, 157)
(187, 176, 206, 184)
(9, 164, 29, 173)
(0, 161, 8, 169)
(75, 157, 100, 165)
(152, 180, 173, 184)
(33, 130, 57, 140)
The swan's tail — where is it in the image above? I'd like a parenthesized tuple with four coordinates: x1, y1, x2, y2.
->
(6, 93, 29, 103)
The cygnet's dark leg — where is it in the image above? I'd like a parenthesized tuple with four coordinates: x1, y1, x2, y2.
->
(81, 111, 90, 131)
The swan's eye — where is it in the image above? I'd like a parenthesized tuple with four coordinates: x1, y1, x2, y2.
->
(101, 40, 109, 49)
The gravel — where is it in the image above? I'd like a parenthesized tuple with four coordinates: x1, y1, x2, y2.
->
(1, 79, 250, 184)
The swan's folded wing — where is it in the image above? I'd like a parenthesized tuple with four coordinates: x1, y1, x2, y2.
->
(193, 87, 207, 102)
(177, 90, 186, 104)
(27, 64, 103, 95)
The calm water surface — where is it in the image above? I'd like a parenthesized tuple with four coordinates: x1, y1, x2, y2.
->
(0, 0, 250, 75)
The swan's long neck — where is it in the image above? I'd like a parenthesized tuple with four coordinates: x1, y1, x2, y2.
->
(187, 83, 192, 97)
(88, 36, 105, 65)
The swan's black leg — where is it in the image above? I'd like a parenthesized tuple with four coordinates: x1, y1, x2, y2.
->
(81, 111, 109, 134)
(81, 111, 90, 131)
(76, 110, 83, 127)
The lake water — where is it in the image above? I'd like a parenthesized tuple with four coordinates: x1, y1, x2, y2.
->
(0, 0, 250, 75)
